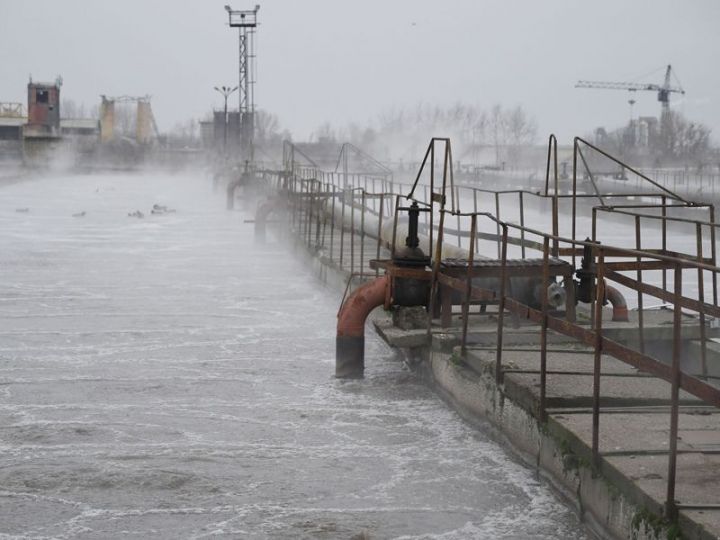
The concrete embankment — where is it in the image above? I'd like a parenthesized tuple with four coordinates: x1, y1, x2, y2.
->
(257, 174, 720, 539)
(372, 310, 720, 540)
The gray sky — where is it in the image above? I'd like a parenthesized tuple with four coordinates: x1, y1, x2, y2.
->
(1, 0, 719, 144)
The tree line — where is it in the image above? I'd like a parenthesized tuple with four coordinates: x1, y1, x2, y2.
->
(308, 102, 538, 166)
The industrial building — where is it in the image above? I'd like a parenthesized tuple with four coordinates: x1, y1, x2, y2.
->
(0, 77, 165, 167)
(0, 78, 100, 165)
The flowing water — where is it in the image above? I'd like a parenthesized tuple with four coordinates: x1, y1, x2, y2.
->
(0, 172, 589, 539)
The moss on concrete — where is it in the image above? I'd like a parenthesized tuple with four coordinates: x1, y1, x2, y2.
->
(631, 507, 682, 540)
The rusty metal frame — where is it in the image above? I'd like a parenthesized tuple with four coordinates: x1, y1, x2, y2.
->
(274, 135, 720, 523)
(428, 208, 718, 523)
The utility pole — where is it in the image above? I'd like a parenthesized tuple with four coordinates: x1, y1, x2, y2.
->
(224, 4, 259, 163)
(214, 85, 238, 153)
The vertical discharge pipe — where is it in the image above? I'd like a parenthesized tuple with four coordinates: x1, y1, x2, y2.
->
(336, 275, 389, 378)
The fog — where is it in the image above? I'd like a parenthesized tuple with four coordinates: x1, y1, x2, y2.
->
(0, 173, 590, 538)
(2, 0, 719, 143)
(2, 2, 720, 538)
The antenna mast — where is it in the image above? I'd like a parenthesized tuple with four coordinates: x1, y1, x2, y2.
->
(225, 4, 259, 162)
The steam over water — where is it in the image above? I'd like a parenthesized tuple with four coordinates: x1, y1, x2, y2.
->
(0, 173, 588, 538)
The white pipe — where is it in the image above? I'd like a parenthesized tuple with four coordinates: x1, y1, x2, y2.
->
(319, 195, 566, 309)
(320, 196, 468, 259)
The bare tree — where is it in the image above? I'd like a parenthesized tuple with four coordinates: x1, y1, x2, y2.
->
(489, 104, 506, 167)
(61, 99, 77, 119)
(505, 105, 537, 165)
(61, 98, 92, 119)
(312, 121, 336, 143)
(254, 109, 280, 144)
(597, 110, 713, 166)
(662, 110, 711, 162)
(301, 101, 539, 166)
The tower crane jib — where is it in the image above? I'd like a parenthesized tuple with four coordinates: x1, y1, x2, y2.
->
(575, 64, 685, 114)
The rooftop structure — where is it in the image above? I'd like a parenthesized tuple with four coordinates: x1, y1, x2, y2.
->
(25, 77, 62, 138)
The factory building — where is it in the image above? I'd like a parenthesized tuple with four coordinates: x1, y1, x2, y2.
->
(0, 77, 102, 165)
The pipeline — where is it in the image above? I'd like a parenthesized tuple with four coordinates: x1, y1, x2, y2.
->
(336, 274, 389, 378)
(321, 196, 566, 308)
(227, 180, 242, 210)
(380, 218, 470, 260)
(254, 198, 284, 242)
(319, 196, 482, 259)
(227, 163, 254, 210)
(605, 283, 629, 322)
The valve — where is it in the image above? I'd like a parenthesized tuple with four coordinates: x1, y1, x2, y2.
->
(575, 239, 597, 304)
(393, 200, 431, 306)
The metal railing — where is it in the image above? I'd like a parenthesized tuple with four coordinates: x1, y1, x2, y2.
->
(261, 136, 720, 522)
(435, 213, 720, 520)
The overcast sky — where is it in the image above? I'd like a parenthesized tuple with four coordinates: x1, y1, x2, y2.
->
(1, 0, 719, 145)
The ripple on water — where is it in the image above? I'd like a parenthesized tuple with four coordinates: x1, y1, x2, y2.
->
(0, 173, 589, 538)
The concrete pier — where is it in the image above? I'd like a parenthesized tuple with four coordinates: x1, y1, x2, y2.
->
(251, 138, 720, 539)
(373, 308, 720, 540)
(269, 192, 720, 537)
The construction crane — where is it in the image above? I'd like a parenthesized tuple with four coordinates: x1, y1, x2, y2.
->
(576, 64, 685, 119)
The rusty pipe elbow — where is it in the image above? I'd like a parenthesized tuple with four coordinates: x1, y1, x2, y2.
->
(336, 275, 389, 378)
(226, 180, 241, 210)
(604, 283, 629, 322)
(254, 198, 280, 242)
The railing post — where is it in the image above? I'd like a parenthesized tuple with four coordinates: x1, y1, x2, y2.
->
(339, 188, 346, 268)
(461, 214, 477, 356)
(315, 183, 322, 248)
(495, 224, 509, 383)
(290, 177, 296, 231)
(376, 194, 384, 278)
(697, 223, 708, 376)
(495, 192, 501, 258)
(591, 207, 597, 242)
(456, 186, 462, 248)
(552, 195, 559, 258)
(391, 195, 401, 260)
(635, 215, 645, 354)
(306, 182, 313, 247)
(710, 205, 718, 305)
(427, 208, 446, 338)
(329, 186, 336, 262)
(473, 189, 480, 254)
(665, 263, 682, 521)
(571, 138, 579, 269)
(662, 195, 668, 292)
(321, 183, 329, 252)
(519, 191, 526, 259)
(350, 190, 356, 274)
(592, 247, 605, 470)
(360, 190, 366, 278)
(300, 180, 307, 240)
(540, 237, 550, 422)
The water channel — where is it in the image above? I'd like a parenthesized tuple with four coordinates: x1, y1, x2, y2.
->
(0, 172, 590, 539)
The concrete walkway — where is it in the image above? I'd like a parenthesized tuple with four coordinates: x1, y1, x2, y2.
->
(372, 304, 720, 538)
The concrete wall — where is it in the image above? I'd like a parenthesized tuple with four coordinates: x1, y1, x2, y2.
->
(417, 344, 708, 540)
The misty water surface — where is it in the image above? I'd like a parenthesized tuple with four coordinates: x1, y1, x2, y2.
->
(0, 172, 589, 539)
